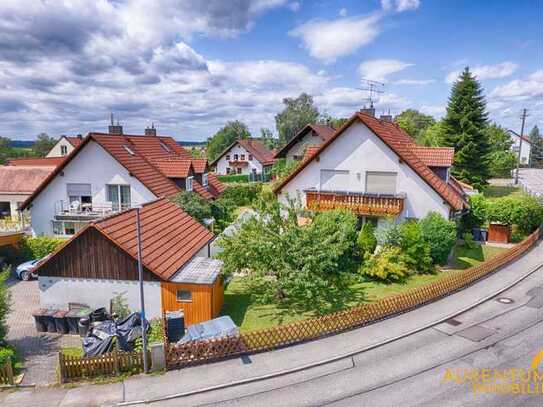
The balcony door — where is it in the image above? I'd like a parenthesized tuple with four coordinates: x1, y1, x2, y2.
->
(320, 169, 349, 192)
(67, 183, 92, 211)
(107, 184, 131, 211)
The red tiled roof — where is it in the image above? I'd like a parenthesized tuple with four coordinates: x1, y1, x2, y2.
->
(302, 145, 321, 162)
(0, 166, 55, 194)
(35, 198, 214, 281)
(274, 123, 335, 159)
(410, 146, 454, 167)
(8, 156, 65, 166)
(193, 179, 214, 200)
(151, 157, 193, 178)
(65, 136, 84, 147)
(191, 159, 208, 174)
(208, 173, 226, 197)
(274, 112, 467, 212)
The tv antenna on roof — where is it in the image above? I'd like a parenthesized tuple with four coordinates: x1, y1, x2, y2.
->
(360, 78, 384, 108)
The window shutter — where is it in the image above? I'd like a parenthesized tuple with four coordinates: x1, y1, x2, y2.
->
(320, 170, 350, 192)
(366, 172, 397, 194)
(67, 183, 91, 196)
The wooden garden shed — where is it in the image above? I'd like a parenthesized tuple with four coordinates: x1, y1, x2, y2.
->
(35, 198, 223, 325)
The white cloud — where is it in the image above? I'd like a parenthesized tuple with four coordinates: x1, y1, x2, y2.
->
(339, 8, 348, 17)
(358, 59, 413, 82)
(381, 0, 420, 12)
(394, 79, 435, 85)
(490, 70, 543, 101)
(289, 14, 382, 64)
(446, 62, 518, 84)
(287, 2, 301, 12)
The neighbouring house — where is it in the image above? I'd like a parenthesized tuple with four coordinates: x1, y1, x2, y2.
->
(211, 138, 275, 178)
(21, 124, 225, 237)
(0, 166, 55, 221)
(46, 135, 84, 158)
(8, 156, 66, 167)
(274, 111, 470, 228)
(510, 132, 532, 165)
(36, 198, 223, 323)
(273, 124, 335, 161)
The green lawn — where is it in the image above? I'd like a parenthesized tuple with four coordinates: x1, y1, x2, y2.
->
(222, 244, 508, 332)
(483, 185, 523, 200)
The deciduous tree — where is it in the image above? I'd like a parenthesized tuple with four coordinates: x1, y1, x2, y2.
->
(275, 93, 319, 146)
(206, 121, 250, 162)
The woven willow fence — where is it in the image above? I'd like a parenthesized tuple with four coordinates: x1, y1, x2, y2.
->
(165, 229, 540, 368)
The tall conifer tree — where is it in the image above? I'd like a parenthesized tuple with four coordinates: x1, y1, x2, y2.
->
(442, 67, 491, 189)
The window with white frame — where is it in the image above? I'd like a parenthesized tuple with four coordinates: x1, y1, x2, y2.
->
(202, 173, 208, 187)
(319, 169, 350, 192)
(107, 184, 131, 211)
(365, 171, 397, 195)
(186, 176, 193, 191)
(60, 145, 68, 155)
(67, 183, 92, 211)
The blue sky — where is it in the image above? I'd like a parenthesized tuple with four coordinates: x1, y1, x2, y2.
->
(0, 0, 542, 141)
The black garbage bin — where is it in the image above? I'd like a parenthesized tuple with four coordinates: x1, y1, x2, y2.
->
(78, 317, 90, 337)
(54, 310, 69, 334)
(166, 310, 185, 343)
(44, 309, 58, 333)
(32, 308, 48, 332)
(66, 307, 91, 335)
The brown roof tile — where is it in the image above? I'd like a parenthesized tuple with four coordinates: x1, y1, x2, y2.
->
(0, 166, 55, 194)
(8, 157, 65, 166)
(150, 157, 193, 178)
(410, 146, 454, 167)
(65, 136, 84, 147)
(191, 159, 208, 174)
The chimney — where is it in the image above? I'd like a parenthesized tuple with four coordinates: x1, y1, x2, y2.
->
(77, 134, 83, 139)
(359, 106, 375, 117)
(144, 123, 157, 136)
(379, 114, 393, 122)
(108, 113, 123, 135)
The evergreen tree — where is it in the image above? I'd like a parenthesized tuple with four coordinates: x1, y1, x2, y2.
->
(442, 67, 491, 189)
(529, 125, 543, 167)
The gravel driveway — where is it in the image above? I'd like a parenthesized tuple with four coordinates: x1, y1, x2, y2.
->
(6, 276, 81, 385)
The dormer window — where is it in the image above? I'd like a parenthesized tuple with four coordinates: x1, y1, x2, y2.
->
(186, 176, 193, 192)
(202, 173, 208, 187)
(61, 145, 68, 155)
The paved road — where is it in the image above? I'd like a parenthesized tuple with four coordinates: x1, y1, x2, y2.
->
(6, 277, 80, 385)
(518, 168, 543, 197)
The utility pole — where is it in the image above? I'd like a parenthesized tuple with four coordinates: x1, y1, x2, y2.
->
(136, 207, 148, 373)
(514, 108, 528, 185)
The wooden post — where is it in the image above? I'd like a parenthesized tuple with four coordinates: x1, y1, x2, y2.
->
(58, 353, 65, 384)
(113, 349, 120, 376)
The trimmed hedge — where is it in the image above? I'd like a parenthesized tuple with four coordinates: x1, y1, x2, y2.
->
(220, 182, 263, 207)
(20, 236, 65, 260)
(217, 174, 249, 183)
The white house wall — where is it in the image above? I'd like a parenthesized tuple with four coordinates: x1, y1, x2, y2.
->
(511, 136, 531, 165)
(30, 140, 157, 236)
(286, 131, 322, 161)
(39, 276, 163, 319)
(215, 144, 264, 175)
(278, 121, 451, 221)
(46, 138, 76, 158)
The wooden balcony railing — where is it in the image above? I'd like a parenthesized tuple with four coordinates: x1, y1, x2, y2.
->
(305, 190, 405, 216)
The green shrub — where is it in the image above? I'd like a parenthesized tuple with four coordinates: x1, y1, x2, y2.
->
(0, 267, 10, 342)
(271, 158, 299, 180)
(20, 236, 64, 260)
(359, 246, 410, 282)
(419, 212, 457, 265)
(170, 191, 213, 223)
(374, 219, 401, 247)
(462, 232, 477, 249)
(357, 222, 377, 258)
(460, 194, 489, 231)
(220, 182, 263, 207)
(398, 221, 434, 273)
(487, 195, 543, 234)
(217, 174, 249, 183)
(110, 292, 131, 319)
(0, 346, 15, 365)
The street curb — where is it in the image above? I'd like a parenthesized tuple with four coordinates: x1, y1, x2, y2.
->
(117, 257, 543, 406)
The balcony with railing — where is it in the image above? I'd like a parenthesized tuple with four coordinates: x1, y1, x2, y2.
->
(54, 200, 131, 221)
(305, 189, 405, 217)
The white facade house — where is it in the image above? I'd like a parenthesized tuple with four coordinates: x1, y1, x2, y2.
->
(211, 139, 275, 176)
(29, 140, 156, 237)
(510, 133, 532, 165)
(275, 112, 467, 227)
(274, 124, 335, 162)
(46, 135, 83, 158)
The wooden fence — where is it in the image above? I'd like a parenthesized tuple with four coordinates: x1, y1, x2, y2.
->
(165, 228, 541, 368)
(58, 350, 146, 383)
(0, 358, 14, 385)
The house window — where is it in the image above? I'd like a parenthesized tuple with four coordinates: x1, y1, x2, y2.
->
(107, 184, 131, 211)
(67, 183, 92, 211)
(319, 169, 349, 192)
(176, 289, 192, 302)
(186, 176, 193, 192)
(202, 173, 208, 187)
(60, 145, 68, 156)
(236, 168, 242, 174)
(52, 220, 86, 236)
(234, 154, 239, 160)
(241, 154, 245, 161)
(366, 172, 397, 195)
(226, 154, 230, 161)
(226, 167, 231, 174)
(249, 154, 253, 161)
